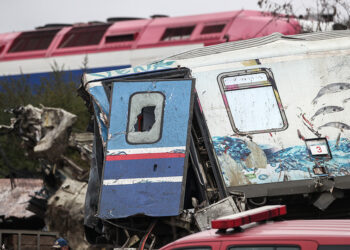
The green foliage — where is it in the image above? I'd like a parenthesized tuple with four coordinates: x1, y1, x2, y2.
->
(0, 65, 90, 177)
(0, 135, 38, 178)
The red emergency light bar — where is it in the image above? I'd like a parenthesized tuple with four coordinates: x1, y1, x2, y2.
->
(211, 205, 287, 229)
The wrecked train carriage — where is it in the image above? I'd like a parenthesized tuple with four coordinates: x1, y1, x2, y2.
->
(81, 30, 350, 247)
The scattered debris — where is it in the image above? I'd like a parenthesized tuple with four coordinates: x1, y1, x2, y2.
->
(46, 177, 89, 250)
(0, 104, 94, 249)
(0, 178, 43, 219)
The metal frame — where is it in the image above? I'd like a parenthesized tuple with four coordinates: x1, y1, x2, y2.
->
(0, 230, 59, 250)
(305, 137, 332, 159)
(217, 68, 288, 135)
(193, 96, 228, 199)
(125, 91, 165, 145)
(228, 175, 350, 198)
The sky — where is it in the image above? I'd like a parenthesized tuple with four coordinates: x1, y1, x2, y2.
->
(0, 0, 315, 34)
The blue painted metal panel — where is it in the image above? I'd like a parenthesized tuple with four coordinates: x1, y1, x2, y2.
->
(100, 182, 183, 218)
(107, 81, 193, 149)
(98, 79, 194, 219)
(89, 84, 110, 145)
(89, 86, 110, 116)
(104, 157, 185, 181)
(92, 102, 108, 144)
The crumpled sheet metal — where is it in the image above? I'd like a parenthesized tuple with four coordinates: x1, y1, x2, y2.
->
(35, 107, 77, 154)
(0, 104, 77, 159)
(46, 177, 90, 250)
(0, 178, 43, 218)
(85, 81, 109, 147)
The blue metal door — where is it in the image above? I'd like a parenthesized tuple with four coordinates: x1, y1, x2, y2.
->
(98, 79, 194, 219)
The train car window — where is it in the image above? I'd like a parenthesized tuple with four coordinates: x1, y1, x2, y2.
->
(105, 33, 136, 43)
(126, 92, 165, 144)
(318, 246, 350, 250)
(228, 247, 300, 250)
(201, 24, 226, 34)
(0, 45, 4, 54)
(174, 247, 212, 250)
(161, 26, 195, 41)
(218, 68, 288, 134)
(58, 24, 110, 48)
(8, 29, 60, 53)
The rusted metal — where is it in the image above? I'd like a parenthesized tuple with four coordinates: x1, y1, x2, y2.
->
(0, 230, 59, 250)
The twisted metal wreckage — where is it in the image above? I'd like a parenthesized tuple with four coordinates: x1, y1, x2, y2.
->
(0, 105, 241, 249)
(0, 105, 93, 250)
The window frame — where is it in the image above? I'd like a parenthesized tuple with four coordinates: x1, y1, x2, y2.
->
(161, 25, 196, 41)
(125, 91, 165, 145)
(200, 23, 226, 35)
(318, 245, 350, 250)
(174, 247, 212, 250)
(217, 68, 288, 135)
(57, 24, 110, 49)
(7, 29, 60, 53)
(228, 245, 301, 250)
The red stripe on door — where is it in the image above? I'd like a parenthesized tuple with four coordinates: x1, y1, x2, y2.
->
(106, 153, 185, 161)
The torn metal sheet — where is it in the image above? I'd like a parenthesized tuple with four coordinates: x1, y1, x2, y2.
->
(98, 79, 194, 219)
(194, 196, 239, 231)
(85, 81, 109, 146)
(46, 177, 90, 250)
(34, 107, 77, 156)
(0, 105, 77, 159)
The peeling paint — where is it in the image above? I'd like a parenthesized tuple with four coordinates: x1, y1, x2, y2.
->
(214, 136, 350, 185)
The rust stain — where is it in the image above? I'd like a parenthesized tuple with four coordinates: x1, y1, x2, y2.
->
(242, 60, 259, 66)
(297, 129, 305, 141)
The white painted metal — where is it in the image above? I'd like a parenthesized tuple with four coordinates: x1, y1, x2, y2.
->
(85, 30, 350, 188)
(0, 43, 202, 75)
(103, 176, 183, 185)
(107, 146, 186, 155)
(225, 86, 284, 132)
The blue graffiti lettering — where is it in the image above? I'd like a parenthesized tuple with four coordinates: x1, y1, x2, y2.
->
(114, 68, 131, 75)
(133, 66, 146, 73)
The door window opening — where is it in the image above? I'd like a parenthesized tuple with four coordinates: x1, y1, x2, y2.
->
(127, 92, 165, 144)
(134, 106, 156, 132)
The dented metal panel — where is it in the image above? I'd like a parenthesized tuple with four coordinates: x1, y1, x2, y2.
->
(81, 31, 350, 200)
(98, 80, 194, 219)
(192, 47, 350, 191)
(194, 196, 239, 231)
(85, 81, 110, 146)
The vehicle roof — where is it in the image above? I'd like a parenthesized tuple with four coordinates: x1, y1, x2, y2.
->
(167, 30, 350, 60)
(164, 220, 350, 247)
(83, 30, 350, 84)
